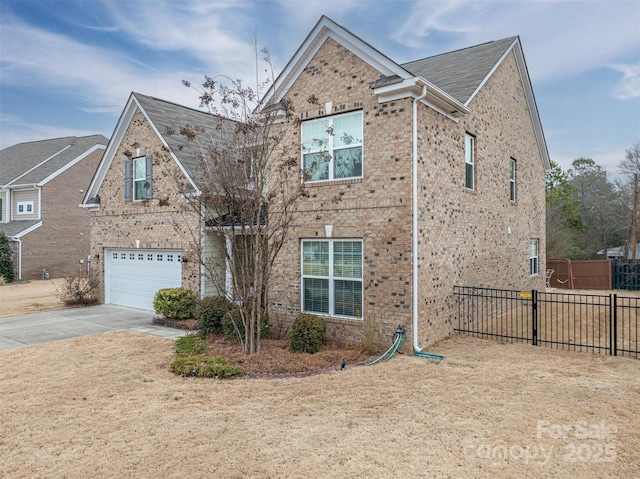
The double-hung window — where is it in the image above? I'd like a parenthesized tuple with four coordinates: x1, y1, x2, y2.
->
(510, 158, 517, 202)
(530, 239, 539, 276)
(301, 240, 363, 318)
(302, 111, 363, 182)
(124, 156, 153, 202)
(465, 133, 475, 190)
(133, 157, 147, 201)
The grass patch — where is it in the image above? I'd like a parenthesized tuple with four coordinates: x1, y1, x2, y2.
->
(170, 334, 244, 378)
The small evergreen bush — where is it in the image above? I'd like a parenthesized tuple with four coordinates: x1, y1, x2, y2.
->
(0, 232, 15, 283)
(196, 296, 233, 337)
(153, 288, 197, 319)
(170, 355, 244, 378)
(175, 334, 208, 356)
(289, 313, 326, 354)
(221, 306, 270, 341)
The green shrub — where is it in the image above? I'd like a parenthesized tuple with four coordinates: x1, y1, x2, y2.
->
(0, 232, 15, 284)
(221, 306, 270, 341)
(153, 288, 197, 319)
(196, 296, 233, 337)
(170, 355, 244, 378)
(289, 313, 326, 354)
(175, 334, 208, 356)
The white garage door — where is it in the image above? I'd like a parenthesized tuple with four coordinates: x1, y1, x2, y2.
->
(105, 249, 183, 310)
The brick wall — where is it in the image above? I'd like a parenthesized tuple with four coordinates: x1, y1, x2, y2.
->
(90, 109, 201, 303)
(20, 149, 103, 279)
(268, 38, 546, 345)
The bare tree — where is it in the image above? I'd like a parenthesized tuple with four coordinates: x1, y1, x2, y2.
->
(618, 142, 640, 257)
(166, 50, 309, 354)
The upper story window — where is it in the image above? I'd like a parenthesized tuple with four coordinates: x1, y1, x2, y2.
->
(17, 201, 34, 215)
(125, 156, 153, 202)
(465, 133, 475, 190)
(510, 158, 517, 202)
(302, 111, 363, 182)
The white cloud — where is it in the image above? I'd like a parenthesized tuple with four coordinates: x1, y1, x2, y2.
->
(611, 63, 640, 100)
(393, 0, 640, 83)
(0, 114, 104, 149)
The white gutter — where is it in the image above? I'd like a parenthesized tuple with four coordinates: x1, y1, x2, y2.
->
(412, 84, 428, 352)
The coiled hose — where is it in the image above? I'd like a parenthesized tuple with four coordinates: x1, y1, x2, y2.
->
(367, 324, 445, 365)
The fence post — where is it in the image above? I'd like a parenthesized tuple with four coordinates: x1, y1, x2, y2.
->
(532, 289, 538, 346)
(609, 294, 614, 356)
(613, 294, 618, 357)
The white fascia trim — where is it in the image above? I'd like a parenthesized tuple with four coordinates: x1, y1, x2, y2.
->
(11, 220, 43, 239)
(262, 16, 409, 108)
(464, 38, 550, 171)
(374, 77, 468, 121)
(135, 97, 201, 195)
(512, 43, 551, 171)
(7, 145, 72, 186)
(82, 94, 139, 204)
(38, 144, 106, 187)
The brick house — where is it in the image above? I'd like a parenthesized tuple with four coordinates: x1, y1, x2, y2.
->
(81, 93, 237, 310)
(82, 16, 549, 349)
(263, 16, 550, 348)
(0, 135, 107, 280)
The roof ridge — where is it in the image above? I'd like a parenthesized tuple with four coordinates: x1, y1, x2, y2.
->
(133, 91, 220, 120)
(402, 36, 517, 66)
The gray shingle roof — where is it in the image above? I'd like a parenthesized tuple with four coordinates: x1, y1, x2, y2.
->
(0, 220, 41, 237)
(133, 93, 238, 183)
(402, 36, 517, 104)
(0, 135, 108, 186)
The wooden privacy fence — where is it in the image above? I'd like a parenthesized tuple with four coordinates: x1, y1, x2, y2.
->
(547, 258, 612, 290)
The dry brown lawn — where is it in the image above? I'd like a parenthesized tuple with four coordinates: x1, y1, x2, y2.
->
(1, 331, 638, 479)
(0, 279, 65, 317)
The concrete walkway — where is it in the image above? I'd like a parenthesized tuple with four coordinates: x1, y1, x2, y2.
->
(0, 304, 189, 350)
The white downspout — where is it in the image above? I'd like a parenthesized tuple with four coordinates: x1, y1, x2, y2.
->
(412, 84, 428, 352)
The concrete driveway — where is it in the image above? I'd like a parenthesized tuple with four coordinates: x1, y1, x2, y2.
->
(0, 304, 189, 350)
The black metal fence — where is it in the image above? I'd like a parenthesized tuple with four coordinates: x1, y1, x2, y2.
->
(612, 259, 640, 290)
(454, 286, 639, 358)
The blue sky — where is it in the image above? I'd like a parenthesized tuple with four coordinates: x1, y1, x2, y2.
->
(1, 0, 638, 175)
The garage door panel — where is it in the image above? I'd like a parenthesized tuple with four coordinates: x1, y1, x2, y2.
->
(105, 249, 182, 310)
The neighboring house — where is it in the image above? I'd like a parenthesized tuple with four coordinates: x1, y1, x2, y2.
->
(597, 245, 640, 259)
(262, 16, 550, 347)
(81, 93, 237, 310)
(82, 16, 549, 349)
(0, 135, 107, 280)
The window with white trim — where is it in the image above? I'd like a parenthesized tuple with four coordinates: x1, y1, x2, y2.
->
(17, 201, 34, 215)
(530, 239, 539, 276)
(465, 133, 475, 190)
(302, 111, 363, 182)
(133, 157, 147, 201)
(301, 239, 363, 318)
(510, 158, 517, 202)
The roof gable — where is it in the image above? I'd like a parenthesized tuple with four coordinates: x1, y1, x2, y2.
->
(402, 37, 517, 105)
(261, 16, 549, 169)
(83, 92, 238, 205)
(0, 135, 107, 186)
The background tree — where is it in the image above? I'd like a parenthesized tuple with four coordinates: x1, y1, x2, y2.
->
(617, 142, 640, 257)
(545, 160, 582, 258)
(171, 49, 308, 354)
(0, 232, 16, 283)
(568, 158, 626, 258)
